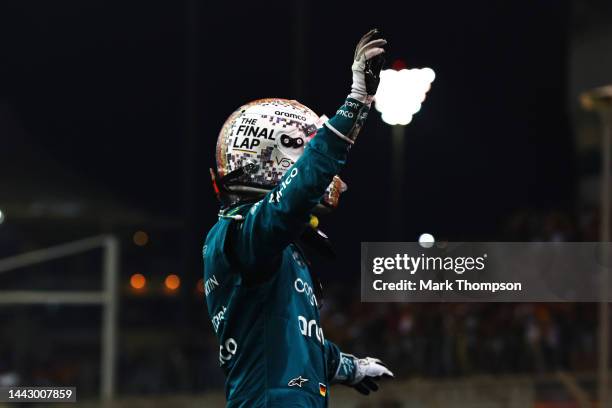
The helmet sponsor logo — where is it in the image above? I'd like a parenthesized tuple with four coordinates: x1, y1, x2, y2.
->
(274, 156, 293, 168)
(275, 111, 307, 121)
(298, 315, 325, 345)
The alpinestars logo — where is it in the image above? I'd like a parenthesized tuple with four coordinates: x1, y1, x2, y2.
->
(288, 376, 309, 387)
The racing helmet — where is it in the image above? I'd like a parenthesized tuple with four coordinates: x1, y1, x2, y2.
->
(213, 98, 346, 211)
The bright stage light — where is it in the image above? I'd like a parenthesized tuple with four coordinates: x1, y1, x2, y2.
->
(418, 233, 435, 248)
(375, 67, 436, 126)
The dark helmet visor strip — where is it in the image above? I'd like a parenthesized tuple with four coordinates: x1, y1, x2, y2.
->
(210, 162, 260, 199)
(210, 162, 344, 213)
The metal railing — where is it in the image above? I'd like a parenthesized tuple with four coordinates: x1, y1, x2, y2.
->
(0, 235, 119, 401)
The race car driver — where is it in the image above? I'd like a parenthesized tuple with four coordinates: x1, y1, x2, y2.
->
(204, 29, 394, 407)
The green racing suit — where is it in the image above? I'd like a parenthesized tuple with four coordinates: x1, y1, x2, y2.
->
(203, 97, 367, 407)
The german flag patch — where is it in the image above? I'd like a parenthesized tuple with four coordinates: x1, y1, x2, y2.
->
(319, 383, 327, 397)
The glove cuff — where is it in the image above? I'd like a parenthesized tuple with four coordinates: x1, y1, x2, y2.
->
(324, 97, 373, 144)
(349, 63, 367, 102)
(331, 352, 358, 384)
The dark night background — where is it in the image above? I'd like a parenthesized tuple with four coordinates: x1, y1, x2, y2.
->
(3, 0, 611, 403)
(1, 0, 575, 267)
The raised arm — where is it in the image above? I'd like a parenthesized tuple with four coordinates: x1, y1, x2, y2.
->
(228, 29, 387, 273)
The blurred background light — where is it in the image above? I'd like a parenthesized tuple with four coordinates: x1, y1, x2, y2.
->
(196, 278, 204, 295)
(0, 209, 4, 224)
(132, 230, 149, 246)
(130, 273, 146, 290)
(418, 233, 435, 248)
(164, 274, 181, 291)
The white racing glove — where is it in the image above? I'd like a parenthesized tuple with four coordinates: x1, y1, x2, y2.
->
(324, 29, 388, 144)
(349, 28, 387, 102)
(333, 353, 394, 395)
(351, 356, 394, 395)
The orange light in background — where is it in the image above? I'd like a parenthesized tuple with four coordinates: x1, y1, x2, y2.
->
(165, 274, 181, 290)
(133, 230, 149, 246)
(130, 273, 146, 289)
(196, 278, 204, 294)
